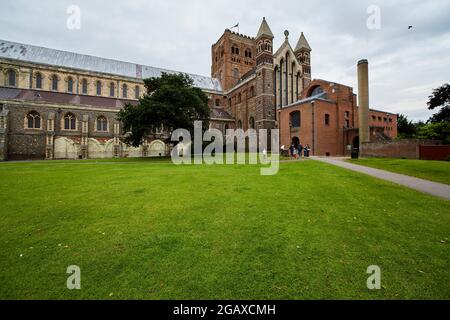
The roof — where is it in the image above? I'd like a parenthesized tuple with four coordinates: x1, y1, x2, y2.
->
(0, 86, 137, 110)
(0, 40, 223, 92)
(210, 107, 234, 120)
(294, 32, 311, 51)
(256, 17, 274, 39)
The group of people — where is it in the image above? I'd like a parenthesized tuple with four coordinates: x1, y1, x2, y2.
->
(289, 143, 311, 160)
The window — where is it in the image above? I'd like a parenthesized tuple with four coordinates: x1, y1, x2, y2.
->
(7, 69, 16, 87)
(245, 48, 252, 58)
(325, 114, 330, 126)
(290, 111, 301, 128)
(122, 84, 128, 98)
(238, 93, 242, 103)
(82, 79, 88, 94)
(250, 86, 254, 97)
(345, 111, 350, 118)
(35, 73, 42, 89)
(51, 75, 58, 91)
(249, 117, 255, 129)
(96, 116, 108, 132)
(310, 86, 324, 97)
(26, 111, 41, 129)
(215, 99, 220, 107)
(345, 119, 350, 128)
(96, 81, 102, 95)
(64, 113, 76, 130)
(110, 82, 115, 97)
(67, 77, 74, 93)
(135, 86, 140, 99)
(232, 46, 240, 55)
(237, 120, 242, 129)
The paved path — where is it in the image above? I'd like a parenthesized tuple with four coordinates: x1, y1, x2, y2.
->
(312, 157, 450, 201)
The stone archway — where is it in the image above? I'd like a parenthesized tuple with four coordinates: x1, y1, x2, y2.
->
(148, 140, 166, 157)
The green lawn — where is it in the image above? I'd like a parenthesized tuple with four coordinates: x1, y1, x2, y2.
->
(0, 158, 449, 300)
(348, 158, 450, 185)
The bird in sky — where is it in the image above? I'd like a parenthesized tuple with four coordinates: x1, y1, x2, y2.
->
(408, 26, 413, 30)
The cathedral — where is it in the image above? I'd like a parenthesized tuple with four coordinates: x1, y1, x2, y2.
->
(0, 17, 397, 161)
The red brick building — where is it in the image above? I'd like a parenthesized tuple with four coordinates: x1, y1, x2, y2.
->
(278, 79, 398, 156)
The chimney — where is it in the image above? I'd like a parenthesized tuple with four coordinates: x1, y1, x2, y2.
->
(357, 59, 370, 150)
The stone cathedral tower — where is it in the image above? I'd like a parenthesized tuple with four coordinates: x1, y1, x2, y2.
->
(255, 17, 276, 131)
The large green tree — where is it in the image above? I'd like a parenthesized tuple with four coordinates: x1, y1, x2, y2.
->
(117, 73, 210, 147)
(427, 83, 450, 123)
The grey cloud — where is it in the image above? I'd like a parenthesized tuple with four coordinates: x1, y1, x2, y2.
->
(0, 0, 449, 121)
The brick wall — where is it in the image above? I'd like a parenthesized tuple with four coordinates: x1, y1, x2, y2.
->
(361, 140, 440, 159)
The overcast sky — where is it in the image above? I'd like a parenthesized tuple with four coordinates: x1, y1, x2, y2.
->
(1, 0, 449, 121)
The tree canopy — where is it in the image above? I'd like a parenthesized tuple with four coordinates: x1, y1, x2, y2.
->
(117, 73, 210, 147)
(427, 83, 450, 123)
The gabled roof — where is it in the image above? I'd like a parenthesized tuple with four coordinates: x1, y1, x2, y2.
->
(0, 40, 223, 92)
(256, 17, 274, 39)
(295, 32, 311, 51)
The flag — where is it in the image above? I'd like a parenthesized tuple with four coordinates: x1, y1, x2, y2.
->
(231, 23, 239, 30)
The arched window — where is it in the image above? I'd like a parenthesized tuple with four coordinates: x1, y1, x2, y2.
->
(249, 117, 255, 129)
(64, 113, 76, 130)
(51, 75, 58, 91)
(309, 86, 324, 97)
(35, 73, 42, 89)
(237, 120, 242, 129)
(96, 81, 102, 95)
(238, 93, 242, 103)
(96, 116, 108, 132)
(82, 79, 88, 94)
(67, 77, 74, 93)
(110, 82, 115, 97)
(122, 84, 128, 98)
(325, 114, 330, 126)
(7, 69, 16, 87)
(290, 111, 301, 128)
(245, 48, 252, 58)
(135, 86, 140, 99)
(26, 111, 41, 129)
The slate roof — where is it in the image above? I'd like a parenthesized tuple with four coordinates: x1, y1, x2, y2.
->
(0, 86, 137, 110)
(210, 107, 233, 120)
(0, 40, 223, 92)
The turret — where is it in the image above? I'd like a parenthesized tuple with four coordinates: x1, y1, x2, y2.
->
(255, 17, 274, 66)
(294, 32, 312, 85)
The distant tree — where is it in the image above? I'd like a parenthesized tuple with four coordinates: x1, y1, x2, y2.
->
(117, 73, 210, 147)
(417, 122, 450, 144)
(427, 83, 450, 123)
(397, 114, 417, 138)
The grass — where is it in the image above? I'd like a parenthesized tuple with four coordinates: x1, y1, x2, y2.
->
(0, 158, 449, 300)
(348, 158, 450, 185)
